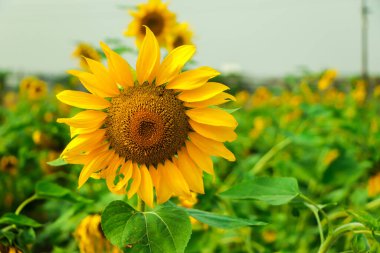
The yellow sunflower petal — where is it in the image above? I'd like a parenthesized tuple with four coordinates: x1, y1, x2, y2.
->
(112, 160, 134, 192)
(92, 150, 117, 180)
(70, 125, 101, 138)
(65, 154, 91, 165)
(156, 45, 196, 86)
(189, 120, 237, 142)
(184, 92, 236, 108)
(65, 143, 109, 165)
(127, 163, 141, 199)
(57, 110, 106, 128)
(78, 150, 111, 188)
(186, 108, 238, 128)
(149, 165, 159, 189)
(100, 42, 134, 88)
(67, 70, 118, 97)
(163, 161, 190, 196)
(185, 141, 214, 175)
(189, 132, 236, 161)
(166, 67, 220, 90)
(138, 164, 154, 207)
(57, 90, 111, 110)
(61, 129, 106, 157)
(106, 157, 124, 193)
(136, 27, 160, 84)
(177, 82, 229, 102)
(176, 148, 204, 194)
(85, 58, 119, 95)
(156, 163, 173, 204)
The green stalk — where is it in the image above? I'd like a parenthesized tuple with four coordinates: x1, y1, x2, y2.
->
(318, 222, 366, 253)
(304, 202, 325, 244)
(300, 194, 331, 234)
(15, 194, 39, 215)
(251, 138, 292, 175)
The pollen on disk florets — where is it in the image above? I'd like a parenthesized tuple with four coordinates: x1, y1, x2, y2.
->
(105, 83, 190, 166)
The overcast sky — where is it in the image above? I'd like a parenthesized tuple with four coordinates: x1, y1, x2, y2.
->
(0, 0, 379, 77)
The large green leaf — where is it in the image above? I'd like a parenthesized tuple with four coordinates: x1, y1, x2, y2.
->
(35, 181, 91, 203)
(220, 177, 300, 205)
(0, 213, 41, 228)
(182, 208, 266, 229)
(101, 200, 192, 253)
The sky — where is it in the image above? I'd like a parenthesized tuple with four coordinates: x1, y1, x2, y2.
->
(0, 0, 379, 77)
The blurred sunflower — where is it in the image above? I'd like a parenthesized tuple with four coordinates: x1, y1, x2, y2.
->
(318, 69, 338, 91)
(2, 91, 18, 109)
(125, 0, 176, 47)
(179, 192, 198, 208)
(0, 155, 18, 176)
(352, 80, 367, 104)
(0, 245, 22, 253)
(19, 76, 47, 101)
(368, 172, 380, 197)
(249, 117, 266, 140)
(73, 42, 101, 70)
(57, 28, 237, 207)
(75, 214, 121, 253)
(167, 22, 193, 51)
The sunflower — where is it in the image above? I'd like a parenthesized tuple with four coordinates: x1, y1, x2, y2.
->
(57, 27, 237, 207)
(72, 42, 101, 70)
(167, 22, 194, 51)
(368, 172, 380, 197)
(0, 155, 18, 176)
(75, 214, 121, 253)
(0, 245, 22, 253)
(125, 0, 176, 47)
(19, 76, 47, 101)
(318, 69, 338, 91)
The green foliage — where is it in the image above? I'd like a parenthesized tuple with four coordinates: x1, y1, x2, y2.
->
(35, 180, 91, 203)
(182, 208, 266, 229)
(220, 177, 300, 205)
(0, 213, 41, 228)
(46, 158, 67, 167)
(101, 200, 192, 253)
(1, 69, 380, 252)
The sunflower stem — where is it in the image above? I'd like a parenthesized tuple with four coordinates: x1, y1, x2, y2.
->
(251, 138, 292, 175)
(300, 194, 332, 234)
(318, 222, 367, 253)
(15, 194, 39, 215)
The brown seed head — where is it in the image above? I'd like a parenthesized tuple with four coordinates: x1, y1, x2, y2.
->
(140, 12, 165, 36)
(106, 84, 190, 166)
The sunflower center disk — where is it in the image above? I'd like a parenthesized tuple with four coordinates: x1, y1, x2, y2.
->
(140, 12, 164, 36)
(106, 84, 190, 166)
(173, 36, 185, 48)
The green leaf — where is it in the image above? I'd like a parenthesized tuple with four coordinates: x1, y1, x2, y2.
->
(101, 200, 192, 253)
(16, 227, 36, 252)
(221, 107, 241, 114)
(182, 208, 266, 229)
(46, 158, 67, 166)
(35, 181, 91, 203)
(352, 234, 370, 253)
(0, 213, 41, 228)
(347, 210, 380, 230)
(18, 228, 36, 245)
(0, 230, 16, 243)
(220, 177, 300, 205)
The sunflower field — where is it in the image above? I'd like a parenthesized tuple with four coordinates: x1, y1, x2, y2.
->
(1, 1, 380, 253)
